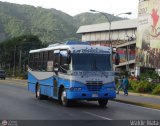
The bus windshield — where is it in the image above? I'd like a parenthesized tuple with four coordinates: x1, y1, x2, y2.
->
(72, 53, 111, 71)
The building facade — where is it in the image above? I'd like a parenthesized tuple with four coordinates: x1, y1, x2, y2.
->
(76, 0, 160, 76)
(77, 19, 138, 74)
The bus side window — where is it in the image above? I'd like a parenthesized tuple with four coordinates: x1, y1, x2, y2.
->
(29, 53, 34, 70)
(41, 52, 46, 71)
(34, 53, 39, 70)
(43, 51, 48, 71)
(48, 51, 53, 61)
(39, 52, 43, 71)
(39, 51, 47, 71)
(53, 50, 60, 72)
(46, 51, 54, 72)
(37, 53, 41, 71)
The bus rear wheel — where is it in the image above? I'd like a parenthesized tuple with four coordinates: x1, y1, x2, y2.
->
(98, 99, 108, 107)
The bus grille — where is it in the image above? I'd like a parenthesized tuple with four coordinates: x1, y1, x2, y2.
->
(86, 81, 103, 91)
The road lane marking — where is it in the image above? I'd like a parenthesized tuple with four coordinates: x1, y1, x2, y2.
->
(125, 103, 160, 112)
(112, 100, 160, 112)
(84, 111, 112, 120)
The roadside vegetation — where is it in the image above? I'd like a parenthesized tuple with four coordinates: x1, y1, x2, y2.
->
(0, 35, 44, 78)
(116, 70, 160, 95)
(129, 71, 160, 95)
(129, 80, 160, 95)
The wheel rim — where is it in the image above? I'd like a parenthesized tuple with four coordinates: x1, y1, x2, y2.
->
(61, 90, 67, 104)
(36, 85, 40, 97)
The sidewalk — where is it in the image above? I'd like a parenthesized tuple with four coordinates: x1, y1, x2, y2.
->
(114, 91, 160, 110)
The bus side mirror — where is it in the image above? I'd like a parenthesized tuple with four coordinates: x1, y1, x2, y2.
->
(115, 53, 120, 65)
(112, 47, 117, 54)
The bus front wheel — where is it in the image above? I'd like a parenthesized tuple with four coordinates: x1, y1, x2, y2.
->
(36, 84, 43, 100)
(61, 89, 71, 107)
(98, 99, 108, 107)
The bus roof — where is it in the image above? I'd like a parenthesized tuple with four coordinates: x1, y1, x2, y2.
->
(29, 41, 111, 54)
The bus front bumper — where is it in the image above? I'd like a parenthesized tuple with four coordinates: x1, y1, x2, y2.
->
(66, 90, 116, 100)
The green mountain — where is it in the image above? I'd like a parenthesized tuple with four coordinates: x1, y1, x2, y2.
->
(74, 12, 123, 26)
(0, 1, 123, 44)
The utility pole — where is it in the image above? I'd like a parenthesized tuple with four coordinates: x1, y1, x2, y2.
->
(90, 9, 132, 71)
(13, 46, 16, 77)
(19, 50, 22, 75)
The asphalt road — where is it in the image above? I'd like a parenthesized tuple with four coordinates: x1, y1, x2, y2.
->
(0, 79, 160, 121)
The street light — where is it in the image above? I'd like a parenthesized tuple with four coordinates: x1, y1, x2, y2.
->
(90, 9, 131, 71)
(89, 9, 131, 47)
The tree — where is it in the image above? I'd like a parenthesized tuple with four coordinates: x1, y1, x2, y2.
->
(0, 35, 43, 76)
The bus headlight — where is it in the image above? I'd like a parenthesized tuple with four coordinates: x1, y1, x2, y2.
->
(106, 87, 115, 91)
(70, 87, 82, 91)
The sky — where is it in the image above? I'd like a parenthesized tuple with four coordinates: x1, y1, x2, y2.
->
(1, 0, 139, 19)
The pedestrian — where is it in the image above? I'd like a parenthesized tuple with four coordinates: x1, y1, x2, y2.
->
(116, 76, 123, 94)
(123, 75, 129, 96)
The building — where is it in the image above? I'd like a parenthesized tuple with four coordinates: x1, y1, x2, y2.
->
(77, 19, 138, 74)
(76, 0, 160, 76)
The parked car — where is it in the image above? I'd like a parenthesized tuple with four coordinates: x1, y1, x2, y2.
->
(0, 70, 6, 80)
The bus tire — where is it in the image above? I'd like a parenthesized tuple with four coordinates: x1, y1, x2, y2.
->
(61, 88, 71, 107)
(36, 84, 43, 100)
(98, 99, 108, 107)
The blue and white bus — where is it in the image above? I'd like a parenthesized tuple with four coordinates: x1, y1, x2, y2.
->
(28, 41, 118, 107)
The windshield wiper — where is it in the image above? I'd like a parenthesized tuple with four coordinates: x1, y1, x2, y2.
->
(94, 65, 108, 78)
(93, 60, 108, 78)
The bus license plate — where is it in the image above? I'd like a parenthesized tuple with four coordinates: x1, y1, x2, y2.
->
(92, 94, 98, 97)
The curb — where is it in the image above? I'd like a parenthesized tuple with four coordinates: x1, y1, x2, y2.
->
(7, 77, 27, 82)
(112, 98, 160, 110)
(119, 91, 160, 99)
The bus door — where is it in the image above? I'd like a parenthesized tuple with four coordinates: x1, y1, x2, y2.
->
(53, 50, 60, 97)
(53, 77, 58, 97)
(53, 49, 71, 97)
